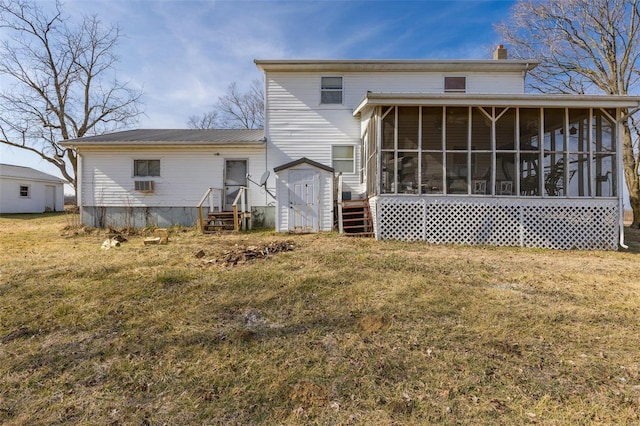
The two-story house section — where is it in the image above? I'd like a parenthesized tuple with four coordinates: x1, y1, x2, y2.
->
(256, 46, 640, 249)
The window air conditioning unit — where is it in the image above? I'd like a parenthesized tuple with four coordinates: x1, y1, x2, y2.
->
(134, 180, 155, 193)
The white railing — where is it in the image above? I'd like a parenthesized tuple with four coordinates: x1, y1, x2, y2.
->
(337, 173, 344, 234)
(232, 186, 250, 231)
(197, 188, 223, 232)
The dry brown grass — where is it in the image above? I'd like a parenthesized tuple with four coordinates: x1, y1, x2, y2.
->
(1, 212, 639, 425)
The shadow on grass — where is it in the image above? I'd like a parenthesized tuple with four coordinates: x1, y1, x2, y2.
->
(623, 226, 640, 253)
(0, 211, 68, 220)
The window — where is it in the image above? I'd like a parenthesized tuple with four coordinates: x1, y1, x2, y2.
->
(332, 145, 355, 173)
(321, 76, 343, 104)
(444, 76, 466, 93)
(19, 185, 30, 198)
(134, 159, 160, 177)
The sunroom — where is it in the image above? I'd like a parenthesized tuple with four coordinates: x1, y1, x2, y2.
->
(354, 93, 640, 249)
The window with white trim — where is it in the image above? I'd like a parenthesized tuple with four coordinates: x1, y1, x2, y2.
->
(321, 76, 343, 104)
(133, 159, 160, 177)
(444, 76, 466, 93)
(19, 185, 30, 198)
(332, 145, 355, 173)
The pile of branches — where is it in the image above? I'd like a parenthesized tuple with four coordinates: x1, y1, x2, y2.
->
(200, 240, 295, 267)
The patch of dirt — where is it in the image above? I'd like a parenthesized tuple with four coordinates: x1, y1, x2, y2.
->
(358, 314, 388, 333)
(200, 240, 295, 267)
(290, 382, 329, 409)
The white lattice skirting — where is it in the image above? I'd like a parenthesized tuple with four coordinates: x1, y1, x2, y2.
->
(371, 196, 619, 250)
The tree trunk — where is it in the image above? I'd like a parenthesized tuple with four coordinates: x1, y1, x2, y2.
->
(621, 122, 640, 228)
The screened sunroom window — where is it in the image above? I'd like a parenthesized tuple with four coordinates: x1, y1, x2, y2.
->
(592, 109, 617, 197)
(378, 106, 618, 198)
(321, 77, 343, 104)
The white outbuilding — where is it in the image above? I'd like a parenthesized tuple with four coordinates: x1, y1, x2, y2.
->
(274, 157, 335, 233)
(0, 164, 65, 214)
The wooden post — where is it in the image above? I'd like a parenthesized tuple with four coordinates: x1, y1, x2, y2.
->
(337, 173, 344, 234)
(233, 204, 239, 232)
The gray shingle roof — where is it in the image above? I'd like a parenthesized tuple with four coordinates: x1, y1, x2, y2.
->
(0, 164, 65, 183)
(60, 129, 265, 146)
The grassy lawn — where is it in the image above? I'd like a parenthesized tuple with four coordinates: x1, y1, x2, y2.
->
(0, 212, 639, 425)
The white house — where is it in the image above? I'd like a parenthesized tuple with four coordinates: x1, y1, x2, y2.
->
(59, 129, 273, 228)
(62, 47, 640, 249)
(0, 164, 65, 214)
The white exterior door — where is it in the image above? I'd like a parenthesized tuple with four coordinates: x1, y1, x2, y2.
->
(224, 159, 247, 211)
(288, 170, 319, 232)
(45, 185, 56, 212)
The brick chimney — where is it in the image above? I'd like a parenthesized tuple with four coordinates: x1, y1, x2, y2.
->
(493, 44, 508, 60)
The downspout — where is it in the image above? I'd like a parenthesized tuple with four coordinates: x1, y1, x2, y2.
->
(76, 149, 83, 225)
(263, 74, 270, 207)
(619, 105, 640, 248)
(618, 109, 628, 249)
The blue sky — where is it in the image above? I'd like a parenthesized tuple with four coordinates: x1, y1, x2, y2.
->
(1, 0, 516, 185)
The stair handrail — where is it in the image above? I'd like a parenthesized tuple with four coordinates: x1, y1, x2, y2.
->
(232, 186, 249, 231)
(337, 173, 344, 234)
(197, 187, 222, 232)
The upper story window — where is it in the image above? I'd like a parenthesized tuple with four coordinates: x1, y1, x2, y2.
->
(321, 76, 343, 104)
(444, 76, 466, 93)
(134, 159, 160, 177)
(19, 185, 30, 198)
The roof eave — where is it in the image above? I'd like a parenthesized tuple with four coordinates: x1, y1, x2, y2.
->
(255, 59, 539, 73)
(353, 93, 640, 116)
(59, 140, 266, 148)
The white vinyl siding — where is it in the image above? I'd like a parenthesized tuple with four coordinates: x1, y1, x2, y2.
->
(80, 147, 267, 208)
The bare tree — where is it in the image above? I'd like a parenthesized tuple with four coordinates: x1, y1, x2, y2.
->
(496, 0, 640, 228)
(0, 0, 143, 196)
(188, 79, 264, 130)
(187, 110, 220, 129)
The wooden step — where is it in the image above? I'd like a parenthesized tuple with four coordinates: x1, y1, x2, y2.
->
(343, 231, 374, 238)
(338, 198, 373, 238)
(203, 210, 253, 234)
(207, 212, 235, 218)
(204, 211, 236, 233)
(342, 218, 372, 224)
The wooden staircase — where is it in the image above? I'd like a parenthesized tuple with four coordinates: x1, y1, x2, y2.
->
(203, 211, 237, 233)
(340, 199, 374, 237)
